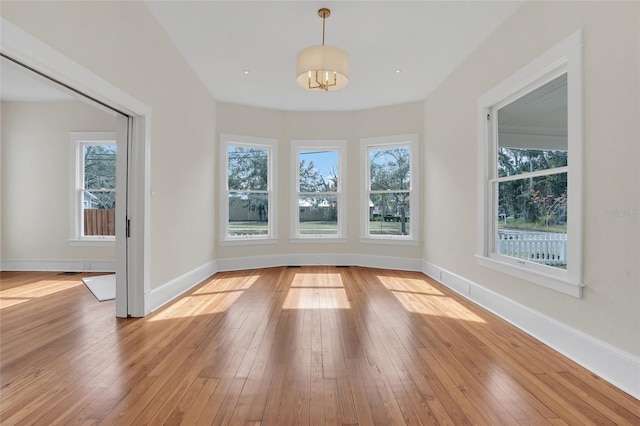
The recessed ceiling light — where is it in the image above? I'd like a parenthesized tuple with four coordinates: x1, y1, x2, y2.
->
(394, 69, 402, 74)
(242, 70, 250, 75)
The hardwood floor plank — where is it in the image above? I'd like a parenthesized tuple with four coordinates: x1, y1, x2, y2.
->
(322, 378, 340, 426)
(17, 385, 104, 426)
(179, 378, 221, 425)
(556, 370, 640, 421)
(310, 351, 326, 426)
(272, 348, 302, 425)
(1, 268, 637, 425)
(396, 346, 462, 425)
(212, 377, 246, 425)
(194, 377, 235, 425)
(343, 356, 376, 425)
(160, 376, 208, 425)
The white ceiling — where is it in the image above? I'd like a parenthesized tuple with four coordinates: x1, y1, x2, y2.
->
(146, 0, 524, 111)
(1, 1, 524, 109)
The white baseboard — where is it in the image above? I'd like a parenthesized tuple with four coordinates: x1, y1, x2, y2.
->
(216, 253, 423, 272)
(146, 260, 218, 314)
(1, 259, 116, 272)
(422, 260, 640, 399)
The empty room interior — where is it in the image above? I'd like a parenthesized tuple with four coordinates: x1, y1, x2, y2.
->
(1, 1, 639, 424)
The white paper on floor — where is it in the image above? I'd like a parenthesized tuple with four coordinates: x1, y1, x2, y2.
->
(82, 274, 116, 301)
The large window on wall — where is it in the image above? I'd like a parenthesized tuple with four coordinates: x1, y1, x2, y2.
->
(360, 134, 419, 244)
(291, 140, 346, 241)
(69, 132, 116, 245)
(477, 31, 583, 297)
(220, 134, 278, 244)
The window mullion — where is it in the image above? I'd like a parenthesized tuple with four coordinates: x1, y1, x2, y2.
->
(229, 190, 269, 194)
(490, 166, 569, 184)
(299, 191, 338, 196)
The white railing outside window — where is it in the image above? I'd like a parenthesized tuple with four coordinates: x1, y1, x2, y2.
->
(498, 231, 566, 266)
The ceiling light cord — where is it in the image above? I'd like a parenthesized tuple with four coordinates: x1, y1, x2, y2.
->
(322, 12, 326, 45)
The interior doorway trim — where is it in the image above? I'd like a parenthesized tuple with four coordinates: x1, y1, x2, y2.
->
(1, 17, 150, 317)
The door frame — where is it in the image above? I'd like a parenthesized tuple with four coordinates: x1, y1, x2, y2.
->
(1, 17, 150, 316)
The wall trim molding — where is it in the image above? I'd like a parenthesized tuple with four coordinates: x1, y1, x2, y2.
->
(1, 259, 116, 272)
(146, 260, 218, 314)
(422, 260, 640, 399)
(216, 253, 423, 273)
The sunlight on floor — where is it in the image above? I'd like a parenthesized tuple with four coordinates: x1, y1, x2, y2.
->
(290, 272, 343, 288)
(193, 275, 259, 294)
(283, 272, 351, 309)
(283, 288, 351, 310)
(149, 274, 260, 321)
(376, 274, 486, 323)
(391, 291, 486, 322)
(377, 275, 445, 296)
(0, 279, 83, 310)
(149, 290, 245, 321)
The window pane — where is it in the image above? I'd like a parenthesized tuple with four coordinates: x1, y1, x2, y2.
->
(83, 190, 115, 236)
(298, 195, 338, 235)
(369, 193, 410, 235)
(497, 148, 567, 178)
(228, 146, 268, 191)
(84, 145, 116, 190)
(228, 192, 269, 236)
(497, 172, 567, 268)
(369, 146, 411, 191)
(497, 74, 567, 177)
(299, 150, 338, 192)
(83, 190, 116, 210)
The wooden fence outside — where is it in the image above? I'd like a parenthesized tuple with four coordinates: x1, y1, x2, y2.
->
(84, 209, 115, 236)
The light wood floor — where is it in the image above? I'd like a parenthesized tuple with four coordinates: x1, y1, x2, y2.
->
(1, 267, 638, 425)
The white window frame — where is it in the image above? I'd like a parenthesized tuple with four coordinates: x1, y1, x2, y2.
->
(360, 133, 419, 245)
(290, 139, 347, 243)
(476, 31, 584, 297)
(219, 134, 278, 245)
(69, 132, 116, 246)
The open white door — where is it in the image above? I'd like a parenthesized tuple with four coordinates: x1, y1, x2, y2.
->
(115, 114, 130, 317)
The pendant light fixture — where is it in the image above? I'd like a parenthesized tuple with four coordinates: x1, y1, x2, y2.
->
(296, 8, 349, 92)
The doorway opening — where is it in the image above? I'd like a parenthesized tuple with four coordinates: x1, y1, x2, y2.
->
(1, 18, 150, 317)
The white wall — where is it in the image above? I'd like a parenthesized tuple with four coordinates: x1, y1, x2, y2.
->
(0, 2, 217, 290)
(1, 101, 116, 266)
(216, 101, 424, 266)
(423, 1, 639, 356)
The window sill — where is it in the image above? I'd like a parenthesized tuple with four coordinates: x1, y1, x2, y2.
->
(69, 238, 115, 247)
(476, 255, 583, 298)
(219, 238, 279, 247)
(289, 237, 347, 244)
(360, 237, 419, 247)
